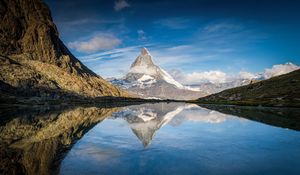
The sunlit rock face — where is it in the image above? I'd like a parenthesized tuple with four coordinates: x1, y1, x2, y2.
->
(0, 0, 128, 100)
(0, 106, 120, 175)
(109, 48, 207, 100)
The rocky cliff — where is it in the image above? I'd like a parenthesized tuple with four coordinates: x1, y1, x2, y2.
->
(0, 0, 128, 100)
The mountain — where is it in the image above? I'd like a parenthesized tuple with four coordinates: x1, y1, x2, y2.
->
(0, 0, 128, 102)
(110, 48, 207, 100)
(111, 103, 195, 147)
(195, 69, 300, 107)
(190, 79, 252, 95)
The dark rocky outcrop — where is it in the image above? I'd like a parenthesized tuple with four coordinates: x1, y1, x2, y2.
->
(0, 0, 128, 100)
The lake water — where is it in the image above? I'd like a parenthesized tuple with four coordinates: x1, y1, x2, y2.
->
(1, 103, 300, 175)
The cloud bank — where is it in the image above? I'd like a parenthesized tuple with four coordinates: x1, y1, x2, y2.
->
(169, 106, 231, 127)
(171, 70, 227, 84)
(263, 62, 299, 79)
(68, 34, 121, 53)
(171, 63, 299, 85)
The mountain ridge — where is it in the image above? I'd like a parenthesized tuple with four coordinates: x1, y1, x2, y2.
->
(0, 0, 128, 101)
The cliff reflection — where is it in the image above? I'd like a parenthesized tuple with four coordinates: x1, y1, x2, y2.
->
(0, 106, 120, 175)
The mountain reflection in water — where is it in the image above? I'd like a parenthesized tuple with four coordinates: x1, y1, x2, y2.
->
(110, 103, 231, 147)
(0, 103, 300, 175)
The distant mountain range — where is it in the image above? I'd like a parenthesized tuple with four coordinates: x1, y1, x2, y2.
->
(109, 48, 207, 100)
(188, 79, 253, 95)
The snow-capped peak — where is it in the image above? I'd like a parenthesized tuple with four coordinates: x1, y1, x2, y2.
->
(130, 47, 155, 69)
(125, 47, 201, 91)
(141, 47, 150, 55)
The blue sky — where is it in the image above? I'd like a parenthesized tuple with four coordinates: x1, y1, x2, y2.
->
(45, 0, 300, 80)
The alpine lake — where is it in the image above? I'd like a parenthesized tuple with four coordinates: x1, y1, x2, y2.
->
(1, 102, 300, 175)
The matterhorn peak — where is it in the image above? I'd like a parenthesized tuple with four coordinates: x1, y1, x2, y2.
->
(111, 47, 204, 100)
(141, 47, 150, 55)
(129, 47, 155, 70)
(127, 47, 186, 89)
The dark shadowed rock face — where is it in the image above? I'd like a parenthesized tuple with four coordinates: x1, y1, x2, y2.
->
(0, 0, 128, 99)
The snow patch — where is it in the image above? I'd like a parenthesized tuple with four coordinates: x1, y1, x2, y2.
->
(184, 86, 201, 91)
(136, 109, 157, 122)
(138, 74, 155, 82)
(144, 97, 162, 100)
(134, 74, 157, 88)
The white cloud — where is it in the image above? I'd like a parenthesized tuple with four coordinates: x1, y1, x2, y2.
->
(263, 62, 299, 79)
(237, 63, 299, 80)
(68, 34, 121, 53)
(170, 62, 299, 86)
(171, 70, 228, 85)
(80, 46, 139, 61)
(238, 71, 256, 80)
(114, 0, 130, 11)
(165, 45, 194, 52)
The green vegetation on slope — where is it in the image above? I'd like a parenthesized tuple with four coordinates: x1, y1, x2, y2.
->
(195, 69, 300, 107)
